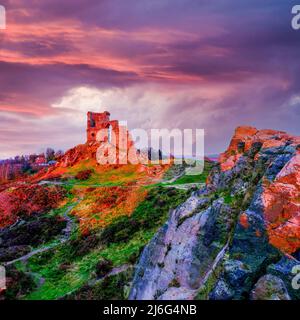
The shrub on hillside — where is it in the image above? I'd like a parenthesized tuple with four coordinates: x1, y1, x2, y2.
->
(95, 258, 113, 278)
(0, 185, 67, 228)
(69, 233, 101, 257)
(1, 265, 36, 300)
(75, 170, 93, 181)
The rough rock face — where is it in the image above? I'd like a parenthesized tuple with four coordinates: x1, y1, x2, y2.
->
(212, 126, 300, 255)
(262, 153, 300, 254)
(129, 195, 234, 300)
(250, 274, 291, 300)
(218, 126, 299, 172)
(55, 143, 98, 168)
(130, 126, 300, 300)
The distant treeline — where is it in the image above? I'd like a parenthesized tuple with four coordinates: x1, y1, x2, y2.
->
(0, 148, 64, 182)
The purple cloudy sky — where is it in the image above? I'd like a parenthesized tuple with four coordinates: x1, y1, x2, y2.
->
(0, 0, 299, 158)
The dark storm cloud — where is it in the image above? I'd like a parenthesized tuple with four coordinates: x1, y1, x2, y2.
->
(0, 60, 140, 116)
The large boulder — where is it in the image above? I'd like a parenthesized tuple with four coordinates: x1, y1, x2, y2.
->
(129, 195, 234, 300)
(250, 274, 291, 300)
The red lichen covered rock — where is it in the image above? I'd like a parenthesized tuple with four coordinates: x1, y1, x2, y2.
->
(239, 212, 250, 229)
(262, 153, 300, 254)
(219, 126, 298, 172)
(218, 126, 258, 171)
(216, 126, 300, 255)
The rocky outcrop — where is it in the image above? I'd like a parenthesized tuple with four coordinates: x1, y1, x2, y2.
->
(130, 126, 300, 300)
(56, 144, 98, 168)
(210, 126, 300, 255)
(38, 142, 169, 184)
(129, 194, 234, 300)
(218, 126, 299, 172)
(250, 274, 291, 300)
(262, 153, 300, 254)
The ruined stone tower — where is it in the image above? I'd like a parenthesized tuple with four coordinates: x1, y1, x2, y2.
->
(86, 111, 136, 164)
(86, 111, 119, 143)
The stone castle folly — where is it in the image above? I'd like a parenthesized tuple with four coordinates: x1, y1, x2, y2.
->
(86, 111, 135, 163)
(86, 111, 119, 143)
